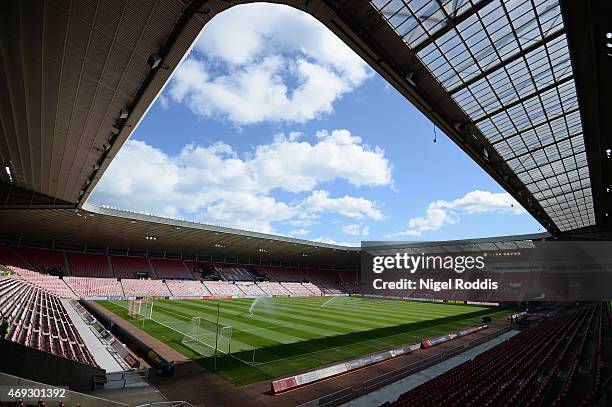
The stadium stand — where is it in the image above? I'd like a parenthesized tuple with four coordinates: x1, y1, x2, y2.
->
(235, 281, 266, 296)
(6, 265, 37, 277)
(318, 284, 345, 295)
(249, 267, 269, 282)
(338, 269, 358, 283)
(183, 261, 204, 280)
(14, 247, 66, 273)
(261, 266, 304, 282)
(64, 277, 124, 298)
(203, 281, 245, 297)
(190, 263, 224, 281)
(489, 289, 522, 303)
(0, 246, 353, 300)
(15, 271, 76, 299)
(150, 258, 194, 279)
(302, 282, 323, 295)
(215, 266, 255, 281)
(307, 268, 340, 284)
(382, 304, 606, 407)
(0, 245, 30, 269)
(67, 252, 112, 278)
(0, 278, 98, 366)
(121, 278, 170, 297)
(165, 280, 210, 297)
(281, 282, 314, 296)
(110, 255, 152, 279)
(257, 281, 291, 296)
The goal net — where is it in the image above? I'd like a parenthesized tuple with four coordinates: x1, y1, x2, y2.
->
(181, 316, 233, 357)
(128, 299, 153, 320)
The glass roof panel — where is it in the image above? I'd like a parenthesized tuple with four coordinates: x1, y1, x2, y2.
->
(371, 0, 595, 232)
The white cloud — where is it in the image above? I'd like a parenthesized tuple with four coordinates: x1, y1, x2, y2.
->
(91, 133, 389, 233)
(432, 190, 526, 215)
(287, 219, 315, 228)
(250, 130, 392, 192)
(386, 190, 525, 237)
(288, 228, 309, 237)
(313, 237, 359, 247)
(302, 190, 383, 220)
(167, 4, 370, 125)
(342, 224, 370, 236)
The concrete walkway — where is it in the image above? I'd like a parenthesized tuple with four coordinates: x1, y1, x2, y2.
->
(63, 299, 123, 372)
(343, 329, 519, 407)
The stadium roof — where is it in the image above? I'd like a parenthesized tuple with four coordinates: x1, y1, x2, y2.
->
(363, 232, 544, 255)
(374, 0, 587, 232)
(363, 0, 610, 237)
(0, 0, 610, 241)
(0, 203, 360, 268)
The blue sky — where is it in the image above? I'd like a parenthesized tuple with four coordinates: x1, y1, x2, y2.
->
(89, 4, 544, 245)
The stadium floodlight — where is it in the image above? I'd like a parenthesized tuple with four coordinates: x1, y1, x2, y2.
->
(606, 148, 611, 159)
(482, 147, 490, 161)
(110, 126, 120, 135)
(119, 108, 129, 119)
(4, 165, 13, 183)
(102, 143, 111, 151)
(148, 54, 162, 69)
(405, 72, 417, 86)
(607, 32, 612, 39)
(93, 164, 100, 170)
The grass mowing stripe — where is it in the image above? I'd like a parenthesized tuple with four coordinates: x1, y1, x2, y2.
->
(168, 299, 371, 336)
(156, 301, 310, 348)
(97, 298, 513, 385)
(161, 300, 353, 339)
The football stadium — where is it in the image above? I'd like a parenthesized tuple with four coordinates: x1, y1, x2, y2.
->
(0, 0, 611, 406)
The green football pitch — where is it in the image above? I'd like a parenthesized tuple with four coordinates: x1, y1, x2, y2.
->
(98, 296, 513, 384)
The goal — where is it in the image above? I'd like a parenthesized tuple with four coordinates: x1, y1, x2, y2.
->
(128, 299, 153, 320)
(181, 316, 233, 357)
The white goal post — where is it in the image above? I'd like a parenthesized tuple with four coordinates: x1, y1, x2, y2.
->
(128, 299, 153, 320)
(181, 316, 233, 357)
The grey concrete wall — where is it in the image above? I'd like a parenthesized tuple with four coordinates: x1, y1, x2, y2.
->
(0, 339, 105, 391)
(0, 372, 128, 407)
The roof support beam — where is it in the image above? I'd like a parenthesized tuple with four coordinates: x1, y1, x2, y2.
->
(490, 107, 580, 146)
(449, 28, 566, 94)
(412, 0, 496, 54)
(522, 164, 589, 188)
(504, 131, 583, 162)
(473, 74, 574, 124)
(560, 0, 611, 233)
(532, 184, 591, 202)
